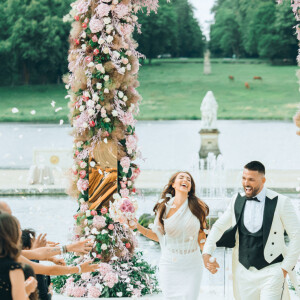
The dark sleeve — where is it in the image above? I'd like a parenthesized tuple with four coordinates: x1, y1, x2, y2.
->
(9, 262, 23, 271)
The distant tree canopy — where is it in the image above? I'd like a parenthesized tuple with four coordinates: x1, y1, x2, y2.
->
(0, 0, 204, 85)
(134, 0, 205, 63)
(209, 0, 298, 62)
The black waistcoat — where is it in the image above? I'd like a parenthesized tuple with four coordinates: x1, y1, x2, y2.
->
(238, 204, 283, 270)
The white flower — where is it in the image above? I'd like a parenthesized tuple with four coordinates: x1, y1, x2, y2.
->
(112, 110, 118, 117)
(113, 193, 121, 200)
(120, 67, 126, 73)
(88, 109, 95, 116)
(85, 227, 90, 234)
(101, 229, 108, 234)
(76, 141, 83, 147)
(122, 177, 127, 181)
(123, 96, 128, 101)
(103, 17, 111, 24)
(81, 31, 86, 39)
(126, 50, 132, 56)
(95, 283, 103, 291)
(79, 198, 85, 204)
(87, 62, 95, 68)
(86, 210, 91, 217)
(104, 117, 111, 123)
(132, 15, 138, 22)
(112, 51, 120, 59)
(103, 138, 108, 144)
(104, 88, 109, 94)
(123, 168, 129, 173)
(127, 180, 132, 186)
(98, 38, 105, 45)
(96, 104, 101, 110)
(101, 244, 108, 250)
(87, 100, 95, 107)
(92, 94, 99, 101)
(12, 108, 19, 113)
(103, 47, 110, 54)
(91, 228, 100, 235)
(81, 44, 87, 51)
(118, 91, 124, 98)
(106, 35, 113, 43)
(104, 75, 109, 81)
(83, 91, 90, 97)
(116, 292, 123, 297)
(65, 84, 70, 89)
(92, 252, 97, 258)
(122, 58, 129, 64)
(127, 64, 131, 71)
(106, 25, 114, 34)
(79, 105, 85, 112)
(83, 122, 88, 128)
(96, 83, 102, 89)
(112, 0, 118, 4)
(90, 161, 96, 167)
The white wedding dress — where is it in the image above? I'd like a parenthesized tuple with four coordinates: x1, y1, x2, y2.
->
(152, 197, 203, 300)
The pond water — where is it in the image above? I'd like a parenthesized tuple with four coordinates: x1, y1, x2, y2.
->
(0, 120, 300, 170)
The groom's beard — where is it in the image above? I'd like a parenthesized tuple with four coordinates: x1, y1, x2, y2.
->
(244, 186, 260, 198)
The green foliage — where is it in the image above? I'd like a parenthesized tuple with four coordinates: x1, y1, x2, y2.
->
(0, 0, 72, 85)
(210, 0, 298, 61)
(134, 0, 204, 62)
(138, 213, 155, 228)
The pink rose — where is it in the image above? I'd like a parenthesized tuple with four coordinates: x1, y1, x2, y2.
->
(76, 0, 89, 14)
(92, 35, 98, 42)
(125, 242, 131, 249)
(108, 224, 114, 230)
(85, 56, 92, 64)
(120, 156, 130, 169)
(80, 202, 89, 212)
(120, 188, 129, 198)
(93, 215, 106, 229)
(120, 181, 126, 189)
(101, 207, 108, 214)
(126, 134, 138, 154)
(114, 4, 129, 19)
(77, 178, 89, 191)
(81, 272, 91, 281)
(89, 16, 104, 33)
(91, 210, 97, 216)
(96, 3, 111, 18)
(79, 170, 86, 179)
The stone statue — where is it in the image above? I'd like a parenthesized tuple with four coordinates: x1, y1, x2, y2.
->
(200, 91, 218, 129)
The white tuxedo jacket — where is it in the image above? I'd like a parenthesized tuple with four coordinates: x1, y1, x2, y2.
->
(203, 188, 300, 299)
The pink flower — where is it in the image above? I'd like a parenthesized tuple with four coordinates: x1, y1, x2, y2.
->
(114, 4, 129, 18)
(120, 181, 127, 189)
(76, 0, 89, 14)
(81, 272, 92, 281)
(125, 242, 131, 249)
(72, 285, 86, 297)
(128, 205, 135, 213)
(89, 16, 104, 33)
(80, 202, 89, 212)
(82, 23, 87, 29)
(120, 188, 129, 198)
(91, 210, 97, 216)
(66, 277, 74, 284)
(74, 15, 80, 21)
(119, 111, 135, 127)
(126, 134, 138, 154)
(79, 170, 86, 179)
(93, 215, 106, 229)
(87, 286, 101, 298)
(108, 224, 114, 230)
(119, 24, 134, 36)
(99, 263, 113, 276)
(85, 56, 92, 64)
(120, 203, 127, 212)
(96, 254, 102, 259)
(104, 272, 118, 288)
(133, 289, 142, 297)
(77, 178, 89, 191)
(120, 156, 130, 169)
(92, 35, 98, 42)
(89, 120, 95, 127)
(93, 48, 99, 55)
(96, 3, 111, 18)
(101, 207, 108, 214)
(123, 198, 131, 206)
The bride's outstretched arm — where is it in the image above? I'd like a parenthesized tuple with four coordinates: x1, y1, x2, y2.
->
(136, 222, 159, 242)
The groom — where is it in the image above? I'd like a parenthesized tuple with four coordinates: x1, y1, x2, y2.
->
(203, 161, 300, 300)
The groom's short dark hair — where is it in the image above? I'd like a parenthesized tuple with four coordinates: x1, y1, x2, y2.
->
(244, 161, 265, 174)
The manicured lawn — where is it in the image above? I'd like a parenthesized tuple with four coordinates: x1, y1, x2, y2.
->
(0, 61, 299, 122)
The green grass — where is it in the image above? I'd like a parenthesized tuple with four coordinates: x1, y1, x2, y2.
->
(0, 61, 299, 122)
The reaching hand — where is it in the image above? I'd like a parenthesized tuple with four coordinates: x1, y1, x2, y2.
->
(129, 218, 138, 230)
(32, 233, 47, 249)
(67, 239, 93, 254)
(80, 260, 99, 273)
(47, 241, 60, 247)
(50, 257, 66, 266)
(25, 276, 38, 295)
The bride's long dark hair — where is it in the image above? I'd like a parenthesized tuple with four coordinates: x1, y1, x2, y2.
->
(153, 171, 209, 232)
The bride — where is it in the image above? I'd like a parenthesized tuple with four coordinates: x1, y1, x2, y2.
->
(135, 171, 215, 300)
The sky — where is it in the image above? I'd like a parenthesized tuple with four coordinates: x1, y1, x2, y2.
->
(189, 0, 216, 39)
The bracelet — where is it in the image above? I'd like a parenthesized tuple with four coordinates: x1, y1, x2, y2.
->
(77, 265, 82, 274)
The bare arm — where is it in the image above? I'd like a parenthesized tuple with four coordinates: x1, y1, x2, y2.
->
(137, 222, 159, 242)
(18, 255, 98, 275)
(9, 269, 29, 300)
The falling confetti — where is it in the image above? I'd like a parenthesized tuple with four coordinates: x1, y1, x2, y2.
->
(30, 110, 36, 115)
(12, 108, 19, 113)
(51, 101, 56, 107)
(55, 107, 62, 112)
(59, 120, 64, 125)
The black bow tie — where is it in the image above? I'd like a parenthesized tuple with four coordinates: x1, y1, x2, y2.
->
(246, 197, 260, 202)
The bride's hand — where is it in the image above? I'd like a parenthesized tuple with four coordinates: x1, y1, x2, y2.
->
(207, 260, 220, 274)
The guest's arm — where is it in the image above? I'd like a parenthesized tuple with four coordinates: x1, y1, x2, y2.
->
(9, 268, 31, 300)
(18, 255, 99, 275)
(279, 197, 300, 273)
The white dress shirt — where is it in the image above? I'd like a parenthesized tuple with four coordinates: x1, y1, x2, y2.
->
(243, 186, 266, 233)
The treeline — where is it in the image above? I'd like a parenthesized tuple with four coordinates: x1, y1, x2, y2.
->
(210, 0, 298, 62)
(0, 0, 204, 85)
(134, 0, 205, 63)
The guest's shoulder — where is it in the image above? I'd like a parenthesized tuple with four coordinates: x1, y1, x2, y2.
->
(0, 258, 22, 272)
